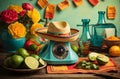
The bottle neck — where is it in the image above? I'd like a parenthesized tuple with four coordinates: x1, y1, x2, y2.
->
(82, 19, 90, 33)
(83, 23, 89, 32)
(97, 11, 106, 24)
(83, 24, 91, 38)
(81, 19, 91, 40)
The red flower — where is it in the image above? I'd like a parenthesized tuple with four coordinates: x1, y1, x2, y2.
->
(0, 10, 18, 24)
(22, 3, 34, 10)
(19, 9, 27, 17)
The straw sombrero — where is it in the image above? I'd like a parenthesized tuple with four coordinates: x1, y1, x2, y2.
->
(36, 21, 79, 42)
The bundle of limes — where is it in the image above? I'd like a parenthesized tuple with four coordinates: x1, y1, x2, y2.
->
(3, 48, 46, 69)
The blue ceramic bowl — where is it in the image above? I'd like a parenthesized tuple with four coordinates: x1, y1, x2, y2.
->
(0, 30, 26, 53)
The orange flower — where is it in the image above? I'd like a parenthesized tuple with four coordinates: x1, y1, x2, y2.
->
(8, 22, 27, 39)
(30, 23, 43, 36)
(8, 5, 23, 13)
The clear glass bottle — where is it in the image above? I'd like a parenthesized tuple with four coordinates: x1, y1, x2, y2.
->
(91, 11, 117, 47)
(77, 19, 91, 57)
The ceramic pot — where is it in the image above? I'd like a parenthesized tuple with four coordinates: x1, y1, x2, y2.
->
(0, 30, 26, 53)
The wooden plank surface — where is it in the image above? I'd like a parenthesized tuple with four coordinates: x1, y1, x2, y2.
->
(0, 52, 120, 79)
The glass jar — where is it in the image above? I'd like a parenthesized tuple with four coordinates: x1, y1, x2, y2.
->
(91, 11, 117, 47)
(77, 19, 91, 57)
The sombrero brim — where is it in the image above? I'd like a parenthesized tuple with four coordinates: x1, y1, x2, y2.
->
(36, 27, 79, 42)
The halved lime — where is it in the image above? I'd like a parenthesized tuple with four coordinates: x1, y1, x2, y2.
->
(39, 58, 46, 67)
(88, 52, 99, 61)
(24, 56, 39, 69)
(96, 54, 109, 65)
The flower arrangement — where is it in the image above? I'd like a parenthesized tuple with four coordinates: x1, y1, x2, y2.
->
(0, 2, 43, 39)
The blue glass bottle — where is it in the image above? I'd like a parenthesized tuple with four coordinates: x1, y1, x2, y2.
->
(91, 11, 117, 47)
(77, 19, 91, 57)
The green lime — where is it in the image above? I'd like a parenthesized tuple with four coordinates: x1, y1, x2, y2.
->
(71, 45, 79, 53)
(96, 54, 109, 65)
(3, 57, 13, 67)
(24, 56, 39, 69)
(11, 54, 24, 68)
(39, 58, 46, 67)
(31, 54, 40, 60)
(17, 48, 29, 58)
(88, 52, 99, 61)
(29, 44, 37, 51)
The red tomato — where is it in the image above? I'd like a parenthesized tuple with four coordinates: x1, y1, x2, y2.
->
(24, 39, 35, 49)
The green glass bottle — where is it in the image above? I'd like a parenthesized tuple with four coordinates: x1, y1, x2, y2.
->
(77, 19, 91, 57)
(91, 11, 117, 47)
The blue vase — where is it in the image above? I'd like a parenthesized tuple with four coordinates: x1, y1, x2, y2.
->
(0, 30, 26, 53)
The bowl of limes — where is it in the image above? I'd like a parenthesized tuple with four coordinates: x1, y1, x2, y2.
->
(2, 48, 47, 73)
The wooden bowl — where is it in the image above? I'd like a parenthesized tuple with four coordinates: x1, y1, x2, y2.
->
(2, 62, 47, 74)
(104, 38, 120, 48)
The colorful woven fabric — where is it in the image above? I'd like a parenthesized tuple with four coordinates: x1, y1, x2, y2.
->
(47, 58, 118, 74)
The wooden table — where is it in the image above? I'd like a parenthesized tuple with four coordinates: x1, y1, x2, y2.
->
(0, 52, 120, 79)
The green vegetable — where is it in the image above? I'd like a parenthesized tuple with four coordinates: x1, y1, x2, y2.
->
(91, 64, 99, 70)
(29, 44, 37, 51)
(86, 62, 92, 65)
(81, 60, 87, 64)
(85, 65, 91, 70)
(76, 60, 99, 70)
